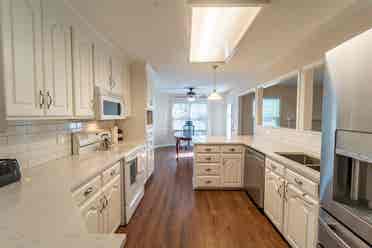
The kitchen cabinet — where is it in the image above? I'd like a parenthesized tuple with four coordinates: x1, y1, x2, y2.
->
(80, 191, 103, 234)
(75, 162, 123, 234)
(72, 26, 95, 118)
(42, 0, 73, 117)
(193, 144, 244, 189)
(1, 0, 44, 117)
(264, 158, 319, 248)
(102, 175, 122, 234)
(283, 184, 318, 248)
(264, 168, 285, 231)
(94, 45, 123, 96)
(221, 154, 243, 187)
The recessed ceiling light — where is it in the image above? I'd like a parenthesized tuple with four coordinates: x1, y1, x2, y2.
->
(189, 0, 268, 63)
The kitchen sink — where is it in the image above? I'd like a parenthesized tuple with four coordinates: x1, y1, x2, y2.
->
(276, 153, 320, 165)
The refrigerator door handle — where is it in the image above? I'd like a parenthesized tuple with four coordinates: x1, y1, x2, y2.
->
(319, 217, 370, 248)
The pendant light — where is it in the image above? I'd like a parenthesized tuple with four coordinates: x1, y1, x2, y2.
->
(208, 65, 223, 101)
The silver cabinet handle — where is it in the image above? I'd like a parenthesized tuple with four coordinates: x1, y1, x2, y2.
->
(46, 91, 53, 109)
(205, 157, 212, 161)
(205, 168, 212, 172)
(84, 187, 94, 197)
(229, 148, 235, 152)
(205, 180, 212, 184)
(39, 90, 45, 109)
(205, 148, 212, 152)
(294, 178, 303, 185)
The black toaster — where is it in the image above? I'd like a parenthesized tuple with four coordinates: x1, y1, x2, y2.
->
(0, 159, 21, 188)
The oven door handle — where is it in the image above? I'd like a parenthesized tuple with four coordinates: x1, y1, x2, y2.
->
(319, 217, 369, 248)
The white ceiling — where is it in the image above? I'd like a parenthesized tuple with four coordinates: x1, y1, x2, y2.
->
(68, 0, 370, 94)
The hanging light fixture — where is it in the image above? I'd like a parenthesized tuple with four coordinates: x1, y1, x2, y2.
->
(186, 87, 197, 102)
(208, 65, 223, 101)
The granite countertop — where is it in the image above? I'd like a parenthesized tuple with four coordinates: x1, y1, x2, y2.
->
(0, 140, 145, 248)
(194, 135, 321, 183)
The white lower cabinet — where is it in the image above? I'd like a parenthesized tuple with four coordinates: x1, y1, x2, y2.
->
(76, 163, 123, 234)
(283, 184, 319, 248)
(80, 191, 103, 234)
(102, 175, 122, 234)
(193, 145, 243, 189)
(221, 154, 243, 187)
(264, 158, 319, 248)
(264, 169, 285, 231)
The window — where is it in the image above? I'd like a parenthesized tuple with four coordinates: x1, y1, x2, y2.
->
(172, 102, 208, 136)
(263, 98, 280, 128)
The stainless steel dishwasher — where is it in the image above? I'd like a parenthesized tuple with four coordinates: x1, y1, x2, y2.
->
(244, 147, 265, 208)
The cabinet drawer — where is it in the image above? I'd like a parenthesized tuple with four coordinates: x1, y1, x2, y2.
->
(196, 153, 220, 163)
(266, 159, 285, 176)
(221, 145, 243, 153)
(195, 145, 220, 153)
(286, 169, 318, 198)
(194, 176, 220, 187)
(73, 175, 102, 206)
(102, 161, 121, 185)
(195, 164, 220, 176)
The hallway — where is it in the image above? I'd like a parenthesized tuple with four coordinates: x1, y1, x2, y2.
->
(117, 147, 289, 248)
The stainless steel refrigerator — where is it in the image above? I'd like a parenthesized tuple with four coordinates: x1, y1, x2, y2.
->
(319, 27, 372, 248)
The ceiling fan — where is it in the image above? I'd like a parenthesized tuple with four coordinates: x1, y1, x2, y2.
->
(186, 87, 197, 102)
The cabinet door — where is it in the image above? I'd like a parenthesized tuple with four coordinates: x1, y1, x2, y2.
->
(111, 56, 123, 95)
(42, 0, 73, 116)
(103, 176, 122, 233)
(221, 154, 242, 187)
(284, 184, 319, 248)
(264, 169, 284, 231)
(2, 0, 44, 117)
(72, 27, 94, 117)
(80, 192, 103, 234)
(93, 45, 110, 90)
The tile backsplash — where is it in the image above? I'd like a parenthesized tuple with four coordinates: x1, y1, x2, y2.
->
(255, 125, 322, 155)
(0, 120, 116, 168)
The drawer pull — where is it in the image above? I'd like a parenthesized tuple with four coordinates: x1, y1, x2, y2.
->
(84, 187, 94, 197)
(229, 148, 235, 152)
(205, 157, 212, 161)
(205, 168, 212, 172)
(294, 178, 303, 185)
(205, 148, 212, 152)
(110, 170, 117, 176)
(205, 180, 212, 184)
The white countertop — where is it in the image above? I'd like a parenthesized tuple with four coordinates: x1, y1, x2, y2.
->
(0, 140, 145, 248)
(194, 135, 320, 183)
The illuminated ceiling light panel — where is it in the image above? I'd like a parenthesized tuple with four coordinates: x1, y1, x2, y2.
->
(189, 1, 267, 63)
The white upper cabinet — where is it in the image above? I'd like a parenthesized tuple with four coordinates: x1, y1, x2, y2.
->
(1, 0, 44, 117)
(93, 44, 110, 91)
(111, 55, 123, 96)
(72, 26, 95, 118)
(42, 0, 73, 117)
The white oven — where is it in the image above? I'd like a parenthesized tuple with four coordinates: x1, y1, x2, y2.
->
(122, 146, 146, 224)
(95, 87, 126, 120)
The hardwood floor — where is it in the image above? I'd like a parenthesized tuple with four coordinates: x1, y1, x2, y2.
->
(117, 147, 289, 248)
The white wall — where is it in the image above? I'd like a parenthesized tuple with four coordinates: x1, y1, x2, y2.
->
(153, 91, 228, 147)
(153, 92, 174, 147)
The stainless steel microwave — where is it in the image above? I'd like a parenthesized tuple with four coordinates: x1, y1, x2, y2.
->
(95, 87, 126, 120)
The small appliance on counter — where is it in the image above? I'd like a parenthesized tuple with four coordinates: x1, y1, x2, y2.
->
(72, 131, 112, 155)
(0, 159, 21, 188)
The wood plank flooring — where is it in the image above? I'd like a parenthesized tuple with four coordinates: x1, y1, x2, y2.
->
(117, 147, 289, 248)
